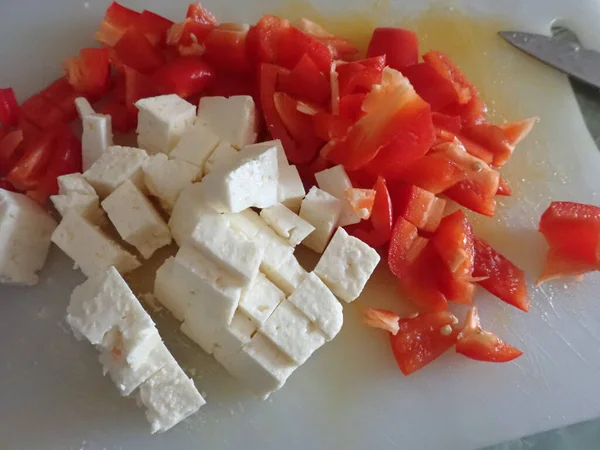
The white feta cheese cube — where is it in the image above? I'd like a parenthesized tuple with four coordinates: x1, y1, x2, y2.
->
(83, 145, 149, 198)
(154, 257, 188, 321)
(260, 203, 315, 246)
(299, 186, 343, 253)
(82, 113, 113, 171)
(138, 358, 205, 433)
(75, 97, 94, 119)
(169, 122, 220, 170)
(50, 193, 106, 225)
(196, 96, 257, 149)
(260, 300, 327, 365)
(168, 183, 205, 246)
(57, 173, 96, 196)
(226, 209, 269, 240)
(257, 226, 294, 283)
(264, 254, 307, 296)
(278, 165, 305, 213)
(67, 266, 159, 369)
(0, 190, 57, 285)
(99, 339, 172, 396)
(315, 165, 360, 226)
(314, 227, 381, 302)
(102, 180, 171, 259)
(241, 139, 287, 170)
(288, 272, 343, 340)
(143, 154, 199, 212)
(199, 145, 279, 213)
(137, 134, 164, 156)
(204, 141, 238, 174)
(136, 94, 196, 154)
(239, 274, 285, 327)
(51, 211, 140, 277)
(213, 311, 257, 360)
(218, 333, 297, 400)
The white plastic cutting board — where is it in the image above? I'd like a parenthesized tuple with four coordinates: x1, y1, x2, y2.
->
(3, 1, 600, 449)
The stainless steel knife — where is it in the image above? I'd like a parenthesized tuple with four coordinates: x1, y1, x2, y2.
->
(499, 31, 600, 90)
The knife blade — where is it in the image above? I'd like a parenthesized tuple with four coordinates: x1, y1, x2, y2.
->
(499, 31, 600, 90)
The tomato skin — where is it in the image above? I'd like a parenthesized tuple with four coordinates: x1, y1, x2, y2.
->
(350, 176, 393, 248)
(390, 310, 460, 375)
(0, 88, 20, 128)
(539, 202, 600, 267)
(278, 54, 330, 105)
(473, 236, 529, 312)
(153, 56, 215, 98)
(113, 29, 164, 73)
(367, 28, 419, 71)
(64, 48, 111, 97)
(456, 307, 522, 363)
(399, 153, 465, 194)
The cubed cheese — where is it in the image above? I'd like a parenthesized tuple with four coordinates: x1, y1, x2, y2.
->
(196, 96, 257, 148)
(314, 227, 381, 302)
(0, 190, 57, 285)
(138, 358, 205, 433)
(256, 226, 294, 283)
(315, 165, 360, 226)
(204, 141, 238, 174)
(239, 274, 285, 327)
(67, 266, 159, 369)
(218, 333, 297, 400)
(299, 186, 343, 253)
(83, 145, 149, 198)
(57, 173, 96, 196)
(213, 311, 257, 360)
(278, 165, 305, 213)
(226, 208, 269, 240)
(50, 193, 106, 225)
(199, 145, 279, 213)
(168, 183, 205, 246)
(288, 272, 343, 340)
(99, 339, 172, 396)
(169, 122, 220, 170)
(260, 300, 327, 365)
(102, 180, 171, 259)
(135, 95, 196, 154)
(51, 211, 140, 277)
(264, 254, 307, 296)
(260, 203, 315, 246)
(154, 257, 188, 321)
(240, 139, 287, 169)
(82, 113, 113, 171)
(143, 154, 199, 212)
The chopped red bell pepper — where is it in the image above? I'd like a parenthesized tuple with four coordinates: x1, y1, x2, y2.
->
(439, 266, 476, 305)
(336, 56, 386, 97)
(402, 63, 460, 111)
(473, 236, 529, 312)
(536, 248, 597, 286)
(431, 112, 462, 135)
(497, 176, 512, 196)
(97, 97, 136, 133)
(274, 92, 324, 155)
(350, 176, 393, 248)
(0, 88, 20, 128)
(153, 56, 215, 98)
(105, 1, 140, 29)
(186, 2, 218, 25)
(6, 131, 56, 191)
(293, 18, 359, 60)
(313, 112, 352, 142)
(203, 28, 252, 73)
(499, 117, 538, 148)
(367, 28, 419, 71)
(278, 54, 330, 105)
(461, 122, 513, 167)
(431, 210, 474, 279)
(274, 26, 332, 74)
(338, 94, 366, 122)
(123, 66, 156, 111)
(423, 51, 475, 105)
(20, 95, 66, 130)
(456, 307, 522, 363)
(0, 129, 24, 176)
(390, 310, 460, 375)
(64, 48, 111, 97)
(0, 179, 16, 192)
(399, 153, 465, 194)
(134, 10, 174, 46)
(113, 29, 164, 73)
(40, 78, 80, 122)
(388, 183, 438, 231)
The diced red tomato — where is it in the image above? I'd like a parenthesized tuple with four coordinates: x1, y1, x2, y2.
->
(363, 308, 400, 335)
(350, 177, 393, 248)
(0, 129, 24, 175)
(203, 28, 252, 73)
(367, 28, 419, 71)
(186, 2, 218, 25)
(153, 56, 214, 98)
(399, 153, 465, 194)
(539, 201, 600, 267)
(325, 68, 429, 170)
(536, 248, 597, 285)
(278, 55, 330, 105)
(39, 78, 79, 122)
(402, 63, 459, 111)
(6, 131, 56, 191)
(134, 10, 174, 46)
(363, 106, 434, 179)
(473, 236, 529, 312)
(456, 307, 522, 363)
(336, 56, 386, 97)
(113, 29, 164, 73)
(423, 51, 476, 105)
(497, 176, 512, 196)
(20, 95, 66, 130)
(0, 88, 20, 128)
(64, 48, 111, 97)
(390, 310, 460, 375)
